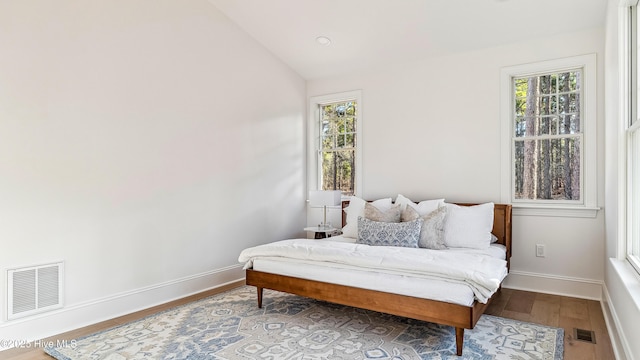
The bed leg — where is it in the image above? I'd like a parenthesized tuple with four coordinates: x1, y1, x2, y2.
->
(257, 287, 263, 308)
(455, 327, 464, 356)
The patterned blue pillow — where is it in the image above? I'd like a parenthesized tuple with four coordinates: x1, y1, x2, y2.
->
(356, 216, 423, 248)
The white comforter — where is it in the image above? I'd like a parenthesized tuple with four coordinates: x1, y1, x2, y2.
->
(238, 239, 508, 303)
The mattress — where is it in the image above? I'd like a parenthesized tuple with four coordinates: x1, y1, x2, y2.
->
(251, 238, 507, 307)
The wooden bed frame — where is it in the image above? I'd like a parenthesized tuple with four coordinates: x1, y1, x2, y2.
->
(245, 202, 512, 356)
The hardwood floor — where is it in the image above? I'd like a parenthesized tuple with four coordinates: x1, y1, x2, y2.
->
(485, 288, 615, 360)
(0, 285, 615, 360)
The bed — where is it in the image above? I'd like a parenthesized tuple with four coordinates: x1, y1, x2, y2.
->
(239, 198, 512, 357)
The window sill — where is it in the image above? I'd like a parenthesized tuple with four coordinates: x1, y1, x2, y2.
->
(512, 204, 601, 218)
(609, 257, 640, 314)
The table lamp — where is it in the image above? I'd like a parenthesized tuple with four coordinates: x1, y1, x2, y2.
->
(309, 190, 342, 229)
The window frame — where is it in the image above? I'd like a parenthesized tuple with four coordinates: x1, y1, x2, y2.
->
(627, 122, 640, 273)
(625, 2, 640, 274)
(307, 90, 363, 198)
(500, 54, 599, 218)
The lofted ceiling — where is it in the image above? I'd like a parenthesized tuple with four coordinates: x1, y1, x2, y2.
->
(208, 0, 608, 80)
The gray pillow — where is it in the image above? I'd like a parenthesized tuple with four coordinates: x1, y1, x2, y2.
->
(401, 206, 447, 250)
(364, 202, 401, 222)
(356, 216, 422, 248)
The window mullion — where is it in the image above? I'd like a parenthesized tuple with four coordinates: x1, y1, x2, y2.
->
(501, 54, 596, 215)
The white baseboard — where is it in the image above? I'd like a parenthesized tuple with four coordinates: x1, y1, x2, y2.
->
(503, 270, 603, 300)
(0, 264, 244, 351)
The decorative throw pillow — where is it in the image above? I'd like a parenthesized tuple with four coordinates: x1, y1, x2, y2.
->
(400, 205, 419, 222)
(402, 206, 448, 250)
(364, 203, 401, 223)
(342, 196, 393, 238)
(443, 202, 494, 249)
(395, 194, 445, 215)
(357, 217, 423, 248)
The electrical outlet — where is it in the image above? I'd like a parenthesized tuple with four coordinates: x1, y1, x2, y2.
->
(536, 244, 546, 257)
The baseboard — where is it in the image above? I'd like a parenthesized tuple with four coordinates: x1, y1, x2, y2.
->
(0, 264, 244, 351)
(502, 270, 603, 300)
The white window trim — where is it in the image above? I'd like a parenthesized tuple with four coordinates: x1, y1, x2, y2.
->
(616, 2, 634, 261)
(623, 1, 640, 273)
(627, 123, 640, 273)
(500, 54, 599, 218)
(307, 90, 363, 197)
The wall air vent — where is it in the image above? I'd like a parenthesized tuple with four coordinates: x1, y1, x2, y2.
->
(7, 262, 64, 320)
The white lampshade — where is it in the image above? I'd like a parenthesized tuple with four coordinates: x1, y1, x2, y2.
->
(309, 190, 342, 207)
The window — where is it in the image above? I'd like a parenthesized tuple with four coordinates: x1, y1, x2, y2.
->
(513, 71, 582, 202)
(629, 125, 640, 273)
(501, 55, 598, 217)
(308, 91, 362, 197)
(627, 4, 640, 273)
(319, 101, 357, 195)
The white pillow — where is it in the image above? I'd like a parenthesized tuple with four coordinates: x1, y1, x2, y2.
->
(395, 194, 445, 215)
(443, 202, 494, 249)
(342, 196, 393, 238)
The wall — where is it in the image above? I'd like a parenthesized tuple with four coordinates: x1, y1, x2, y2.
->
(603, 0, 640, 359)
(0, 0, 306, 345)
(307, 28, 606, 299)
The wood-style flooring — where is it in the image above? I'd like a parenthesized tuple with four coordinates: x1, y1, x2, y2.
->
(485, 288, 615, 360)
(0, 284, 615, 360)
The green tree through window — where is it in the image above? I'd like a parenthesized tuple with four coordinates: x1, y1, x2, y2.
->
(513, 71, 582, 201)
(319, 101, 357, 196)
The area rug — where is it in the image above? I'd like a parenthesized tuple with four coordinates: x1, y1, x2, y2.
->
(45, 286, 564, 359)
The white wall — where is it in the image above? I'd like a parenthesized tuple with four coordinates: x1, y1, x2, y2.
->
(0, 0, 306, 344)
(307, 28, 606, 299)
(604, 0, 640, 359)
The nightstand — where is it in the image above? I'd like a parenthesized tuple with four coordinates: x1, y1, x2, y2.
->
(304, 226, 336, 239)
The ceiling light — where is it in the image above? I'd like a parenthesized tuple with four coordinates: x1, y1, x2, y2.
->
(316, 36, 331, 46)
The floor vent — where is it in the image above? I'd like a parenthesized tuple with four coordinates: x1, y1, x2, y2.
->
(573, 328, 596, 344)
(7, 262, 64, 320)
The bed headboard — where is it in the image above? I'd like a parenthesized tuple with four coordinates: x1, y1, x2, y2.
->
(341, 200, 513, 269)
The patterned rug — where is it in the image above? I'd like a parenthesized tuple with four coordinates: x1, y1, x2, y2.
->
(45, 286, 564, 359)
